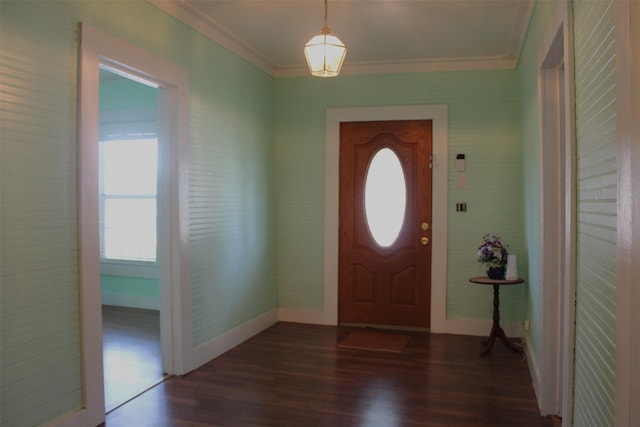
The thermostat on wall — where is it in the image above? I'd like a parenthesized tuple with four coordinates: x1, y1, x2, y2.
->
(456, 154, 465, 172)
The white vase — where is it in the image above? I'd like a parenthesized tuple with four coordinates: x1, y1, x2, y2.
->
(506, 254, 518, 280)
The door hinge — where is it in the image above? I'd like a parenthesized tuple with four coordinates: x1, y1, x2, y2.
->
(429, 155, 433, 169)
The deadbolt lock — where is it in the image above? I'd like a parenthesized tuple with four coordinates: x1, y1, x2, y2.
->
(421, 222, 430, 230)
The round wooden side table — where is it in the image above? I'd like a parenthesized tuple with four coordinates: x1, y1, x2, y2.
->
(469, 276, 525, 356)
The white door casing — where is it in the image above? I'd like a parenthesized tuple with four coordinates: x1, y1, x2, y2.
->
(536, 1, 577, 420)
(77, 23, 191, 426)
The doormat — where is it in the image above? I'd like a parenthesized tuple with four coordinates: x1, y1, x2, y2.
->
(338, 331, 410, 353)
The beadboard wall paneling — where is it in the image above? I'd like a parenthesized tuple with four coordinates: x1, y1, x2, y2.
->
(188, 61, 277, 346)
(0, 2, 82, 425)
(275, 70, 526, 321)
(515, 0, 557, 370)
(572, 0, 618, 425)
(2, 0, 278, 424)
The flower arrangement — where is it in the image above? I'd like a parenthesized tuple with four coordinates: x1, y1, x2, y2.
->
(477, 234, 508, 268)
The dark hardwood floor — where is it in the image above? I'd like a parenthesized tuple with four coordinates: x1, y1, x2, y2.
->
(105, 322, 552, 426)
(102, 305, 164, 412)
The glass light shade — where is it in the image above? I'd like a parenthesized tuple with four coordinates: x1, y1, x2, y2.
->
(304, 30, 346, 77)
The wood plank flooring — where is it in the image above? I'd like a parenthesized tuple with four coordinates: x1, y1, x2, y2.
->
(105, 322, 552, 426)
(102, 305, 163, 412)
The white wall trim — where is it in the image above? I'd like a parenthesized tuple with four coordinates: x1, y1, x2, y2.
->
(535, 0, 577, 419)
(78, 23, 191, 426)
(537, 17, 563, 418)
(147, 0, 275, 76)
(323, 105, 448, 332)
(615, 1, 640, 426)
(275, 58, 518, 78)
(100, 260, 158, 278)
(278, 308, 330, 325)
(523, 330, 542, 407)
(444, 319, 524, 338)
(560, 3, 578, 423)
(188, 309, 279, 372)
(277, 309, 525, 340)
(78, 24, 106, 426)
(148, 0, 533, 79)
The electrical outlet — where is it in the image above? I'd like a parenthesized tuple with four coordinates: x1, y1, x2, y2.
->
(524, 320, 530, 331)
(456, 202, 467, 212)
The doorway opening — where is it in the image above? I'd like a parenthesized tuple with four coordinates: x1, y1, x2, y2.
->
(98, 67, 166, 412)
(539, 14, 576, 422)
(78, 23, 191, 426)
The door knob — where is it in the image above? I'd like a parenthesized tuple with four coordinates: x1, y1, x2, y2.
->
(421, 237, 429, 246)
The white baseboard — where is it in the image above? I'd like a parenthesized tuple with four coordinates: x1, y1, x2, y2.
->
(101, 294, 159, 310)
(444, 318, 524, 337)
(50, 409, 88, 427)
(188, 308, 278, 372)
(277, 310, 526, 339)
(523, 330, 542, 411)
(277, 307, 336, 325)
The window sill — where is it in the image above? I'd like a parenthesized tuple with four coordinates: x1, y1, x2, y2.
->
(100, 259, 158, 279)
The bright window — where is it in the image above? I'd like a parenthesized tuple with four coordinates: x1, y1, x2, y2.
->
(364, 147, 407, 247)
(100, 138, 158, 262)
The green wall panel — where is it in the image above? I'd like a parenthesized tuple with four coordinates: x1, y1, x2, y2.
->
(1, 0, 277, 424)
(275, 71, 527, 321)
(515, 0, 557, 365)
(572, 0, 617, 425)
(1, 1, 83, 425)
(101, 275, 159, 298)
(4, 0, 623, 425)
(99, 77, 158, 111)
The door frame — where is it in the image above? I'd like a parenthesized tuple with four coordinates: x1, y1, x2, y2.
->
(77, 23, 191, 426)
(536, 1, 577, 420)
(324, 105, 448, 332)
(615, 1, 640, 425)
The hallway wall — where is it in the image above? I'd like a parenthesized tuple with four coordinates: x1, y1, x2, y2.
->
(0, 1, 277, 425)
(275, 71, 526, 322)
(572, 0, 618, 424)
(517, 0, 619, 425)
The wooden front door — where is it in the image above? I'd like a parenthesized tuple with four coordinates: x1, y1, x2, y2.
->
(338, 120, 432, 328)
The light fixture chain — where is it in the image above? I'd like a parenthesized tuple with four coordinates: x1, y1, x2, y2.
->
(324, 0, 328, 27)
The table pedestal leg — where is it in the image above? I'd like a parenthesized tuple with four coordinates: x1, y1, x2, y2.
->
(481, 284, 524, 356)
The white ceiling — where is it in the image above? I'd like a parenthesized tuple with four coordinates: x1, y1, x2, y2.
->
(149, 0, 534, 78)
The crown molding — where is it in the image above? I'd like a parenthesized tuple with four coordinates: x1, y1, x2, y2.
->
(509, 0, 536, 67)
(149, 0, 530, 79)
(148, 0, 276, 75)
(274, 57, 517, 78)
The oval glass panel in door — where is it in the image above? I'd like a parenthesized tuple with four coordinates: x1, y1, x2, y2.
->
(364, 147, 407, 247)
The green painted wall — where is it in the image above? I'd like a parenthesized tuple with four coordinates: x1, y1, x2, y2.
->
(517, 0, 619, 424)
(516, 0, 557, 366)
(0, 0, 276, 425)
(572, 0, 617, 424)
(101, 275, 159, 299)
(1, 0, 624, 425)
(99, 77, 158, 111)
(1, 2, 84, 425)
(274, 71, 527, 321)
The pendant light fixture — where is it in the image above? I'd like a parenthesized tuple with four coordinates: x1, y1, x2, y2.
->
(304, 0, 346, 77)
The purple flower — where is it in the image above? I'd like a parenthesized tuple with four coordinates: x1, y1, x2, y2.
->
(477, 234, 508, 267)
